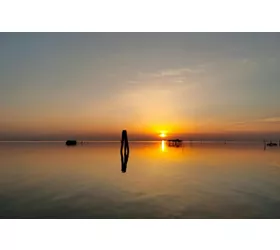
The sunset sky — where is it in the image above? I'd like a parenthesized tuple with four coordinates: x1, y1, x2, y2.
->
(1, 33, 280, 141)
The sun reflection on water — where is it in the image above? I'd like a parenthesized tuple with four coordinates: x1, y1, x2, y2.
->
(161, 140, 165, 152)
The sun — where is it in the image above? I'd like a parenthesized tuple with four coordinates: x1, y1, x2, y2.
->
(159, 132, 166, 138)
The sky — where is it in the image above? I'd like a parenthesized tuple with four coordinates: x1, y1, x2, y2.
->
(1, 33, 280, 141)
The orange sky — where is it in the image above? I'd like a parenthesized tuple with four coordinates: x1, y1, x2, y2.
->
(1, 33, 280, 140)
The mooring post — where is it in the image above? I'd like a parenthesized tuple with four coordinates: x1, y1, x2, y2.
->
(120, 130, 129, 173)
(121, 130, 129, 154)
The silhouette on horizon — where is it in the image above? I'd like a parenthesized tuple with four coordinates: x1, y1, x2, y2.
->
(65, 140, 77, 146)
(267, 141, 278, 147)
(120, 130, 129, 173)
(168, 139, 183, 147)
(263, 139, 279, 150)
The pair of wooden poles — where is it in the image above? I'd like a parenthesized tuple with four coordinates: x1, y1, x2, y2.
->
(120, 130, 129, 173)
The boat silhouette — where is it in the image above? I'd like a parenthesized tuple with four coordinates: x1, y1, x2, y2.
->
(267, 141, 278, 147)
(168, 139, 183, 147)
(66, 140, 77, 146)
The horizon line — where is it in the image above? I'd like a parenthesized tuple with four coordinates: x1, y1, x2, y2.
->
(0, 139, 275, 142)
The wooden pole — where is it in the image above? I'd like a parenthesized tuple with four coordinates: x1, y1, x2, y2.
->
(120, 130, 129, 173)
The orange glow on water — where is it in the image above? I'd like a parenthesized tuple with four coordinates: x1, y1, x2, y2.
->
(161, 140, 165, 152)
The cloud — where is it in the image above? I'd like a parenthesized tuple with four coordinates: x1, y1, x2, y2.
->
(259, 117, 280, 123)
(228, 117, 280, 131)
(126, 66, 205, 89)
(151, 67, 204, 77)
(230, 121, 248, 126)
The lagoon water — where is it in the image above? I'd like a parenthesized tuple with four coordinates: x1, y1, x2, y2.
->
(0, 141, 280, 219)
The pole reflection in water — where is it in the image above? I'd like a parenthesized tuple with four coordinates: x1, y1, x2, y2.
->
(120, 130, 129, 173)
(121, 149, 129, 173)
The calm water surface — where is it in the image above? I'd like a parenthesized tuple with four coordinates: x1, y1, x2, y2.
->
(0, 141, 280, 218)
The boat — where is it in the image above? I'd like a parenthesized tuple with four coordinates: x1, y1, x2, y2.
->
(168, 139, 183, 147)
(267, 141, 278, 147)
(65, 140, 77, 146)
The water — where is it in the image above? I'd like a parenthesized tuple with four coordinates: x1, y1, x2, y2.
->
(0, 141, 280, 218)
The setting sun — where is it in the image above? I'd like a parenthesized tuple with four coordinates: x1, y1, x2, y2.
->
(160, 132, 166, 138)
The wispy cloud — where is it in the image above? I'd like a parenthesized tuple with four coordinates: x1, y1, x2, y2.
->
(127, 66, 205, 87)
(229, 117, 280, 129)
(258, 117, 280, 123)
(151, 67, 204, 78)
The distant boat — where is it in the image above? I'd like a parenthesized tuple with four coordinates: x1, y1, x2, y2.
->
(168, 139, 183, 147)
(267, 141, 278, 147)
(66, 140, 77, 146)
(168, 139, 182, 142)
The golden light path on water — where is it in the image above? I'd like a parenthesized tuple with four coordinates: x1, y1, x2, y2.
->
(161, 140, 165, 152)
